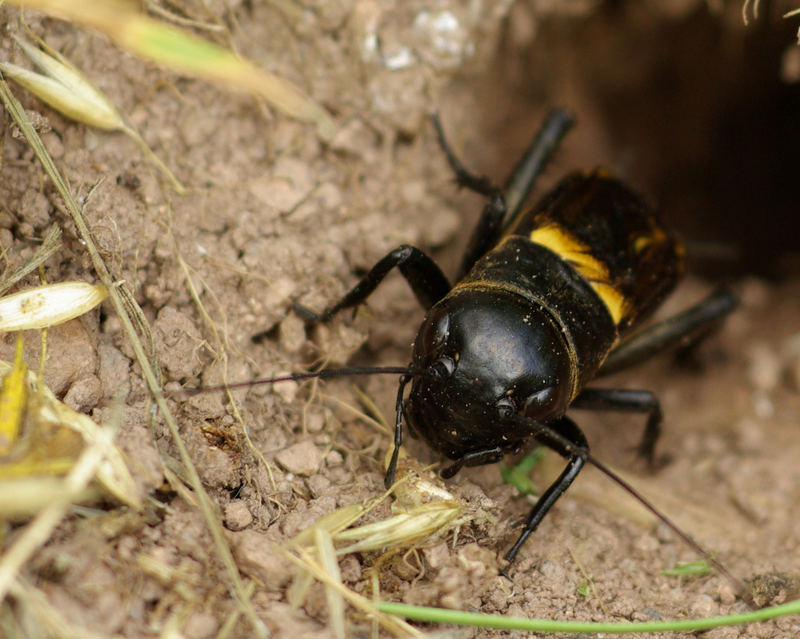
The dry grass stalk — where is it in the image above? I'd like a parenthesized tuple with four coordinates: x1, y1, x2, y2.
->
(1, 34, 186, 192)
(284, 457, 469, 634)
(0, 76, 266, 637)
(284, 547, 423, 638)
(0, 403, 122, 601)
(0, 225, 62, 298)
(0, 338, 27, 455)
(0, 353, 141, 509)
(5, 0, 336, 138)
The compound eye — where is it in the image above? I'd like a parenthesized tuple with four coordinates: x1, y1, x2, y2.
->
(495, 396, 516, 418)
(431, 356, 455, 380)
(523, 387, 558, 414)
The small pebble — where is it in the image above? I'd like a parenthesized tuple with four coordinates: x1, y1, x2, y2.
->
(278, 313, 307, 354)
(275, 439, 323, 476)
(305, 410, 326, 434)
(272, 377, 299, 404)
(233, 530, 293, 591)
(718, 582, 736, 605)
(63, 376, 103, 411)
(224, 501, 253, 531)
(183, 612, 218, 639)
(339, 554, 361, 583)
(19, 188, 51, 229)
(325, 450, 344, 467)
(689, 593, 718, 618)
(422, 542, 450, 570)
(746, 343, 781, 392)
(307, 474, 331, 497)
(152, 307, 203, 380)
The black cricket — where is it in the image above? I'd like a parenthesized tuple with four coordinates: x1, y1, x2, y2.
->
(297, 109, 737, 569)
(186, 109, 741, 587)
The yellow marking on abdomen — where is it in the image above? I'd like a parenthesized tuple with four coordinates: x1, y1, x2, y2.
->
(590, 283, 626, 325)
(529, 224, 627, 325)
(633, 227, 667, 254)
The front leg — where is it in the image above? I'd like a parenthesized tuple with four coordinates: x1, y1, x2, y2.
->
(504, 416, 588, 567)
(440, 446, 506, 479)
(296, 245, 451, 322)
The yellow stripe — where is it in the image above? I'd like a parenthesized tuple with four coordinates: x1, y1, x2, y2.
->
(633, 227, 667, 254)
(529, 224, 626, 325)
(590, 283, 626, 325)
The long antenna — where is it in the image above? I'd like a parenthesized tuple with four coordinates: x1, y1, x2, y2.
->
(173, 366, 418, 396)
(591, 452, 748, 599)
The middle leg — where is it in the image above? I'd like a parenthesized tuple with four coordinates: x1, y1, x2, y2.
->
(440, 446, 505, 479)
(597, 287, 738, 378)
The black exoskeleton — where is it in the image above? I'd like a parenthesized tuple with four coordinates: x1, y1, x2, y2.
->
(299, 109, 737, 568)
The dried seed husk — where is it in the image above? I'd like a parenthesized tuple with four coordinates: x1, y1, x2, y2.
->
(0, 283, 107, 332)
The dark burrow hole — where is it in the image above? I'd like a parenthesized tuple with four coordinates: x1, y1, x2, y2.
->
(465, 1, 800, 279)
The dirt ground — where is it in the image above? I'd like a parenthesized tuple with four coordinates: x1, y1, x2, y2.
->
(1, 1, 800, 637)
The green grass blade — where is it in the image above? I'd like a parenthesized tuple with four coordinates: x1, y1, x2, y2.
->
(377, 599, 800, 634)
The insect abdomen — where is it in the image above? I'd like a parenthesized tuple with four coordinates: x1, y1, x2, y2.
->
(447, 170, 682, 390)
(507, 170, 683, 333)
